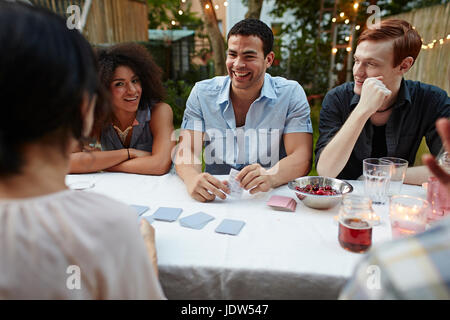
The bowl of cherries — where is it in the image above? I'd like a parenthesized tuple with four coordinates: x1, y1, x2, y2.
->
(288, 176, 353, 209)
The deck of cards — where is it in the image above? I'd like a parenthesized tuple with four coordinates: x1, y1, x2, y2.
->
(267, 195, 297, 212)
(228, 168, 244, 198)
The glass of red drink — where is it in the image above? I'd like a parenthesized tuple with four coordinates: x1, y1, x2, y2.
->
(338, 194, 374, 253)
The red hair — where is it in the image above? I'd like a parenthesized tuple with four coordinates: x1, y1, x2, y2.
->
(357, 19, 422, 67)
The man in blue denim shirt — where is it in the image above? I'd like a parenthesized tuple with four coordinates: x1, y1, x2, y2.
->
(175, 19, 313, 202)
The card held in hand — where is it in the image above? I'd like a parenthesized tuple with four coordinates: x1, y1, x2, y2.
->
(228, 168, 243, 198)
(179, 212, 214, 230)
(215, 219, 245, 236)
(153, 207, 183, 222)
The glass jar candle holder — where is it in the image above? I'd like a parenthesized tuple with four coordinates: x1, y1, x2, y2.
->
(389, 195, 429, 239)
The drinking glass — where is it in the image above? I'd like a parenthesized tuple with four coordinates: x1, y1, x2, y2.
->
(427, 147, 450, 222)
(363, 158, 393, 205)
(380, 157, 408, 196)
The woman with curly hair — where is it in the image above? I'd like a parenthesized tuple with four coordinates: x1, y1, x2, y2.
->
(70, 43, 175, 175)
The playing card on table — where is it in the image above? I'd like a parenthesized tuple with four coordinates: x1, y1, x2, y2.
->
(228, 168, 243, 198)
(153, 207, 183, 222)
(215, 219, 245, 236)
(130, 205, 150, 216)
(179, 212, 214, 230)
(267, 195, 297, 212)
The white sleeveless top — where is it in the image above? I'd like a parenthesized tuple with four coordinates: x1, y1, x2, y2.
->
(0, 189, 165, 299)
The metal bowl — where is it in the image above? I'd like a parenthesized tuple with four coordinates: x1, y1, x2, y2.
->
(288, 176, 353, 210)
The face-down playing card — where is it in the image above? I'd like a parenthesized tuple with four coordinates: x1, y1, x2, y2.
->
(179, 212, 215, 230)
(130, 205, 150, 216)
(153, 207, 183, 222)
(215, 219, 245, 236)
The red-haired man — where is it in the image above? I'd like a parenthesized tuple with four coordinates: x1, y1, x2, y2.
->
(315, 19, 450, 184)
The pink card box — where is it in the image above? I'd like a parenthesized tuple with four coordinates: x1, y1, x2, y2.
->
(267, 195, 297, 212)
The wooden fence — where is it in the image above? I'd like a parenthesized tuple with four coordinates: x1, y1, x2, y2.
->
(31, 0, 149, 44)
(390, 3, 450, 93)
(84, 0, 148, 44)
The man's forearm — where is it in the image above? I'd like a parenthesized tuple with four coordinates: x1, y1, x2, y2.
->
(404, 165, 431, 185)
(267, 152, 311, 188)
(317, 109, 369, 177)
(174, 144, 203, 182)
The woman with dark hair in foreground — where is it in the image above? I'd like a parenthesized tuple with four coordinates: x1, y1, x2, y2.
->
(69, 43, 175, 175)
(0, 1, 165, 299)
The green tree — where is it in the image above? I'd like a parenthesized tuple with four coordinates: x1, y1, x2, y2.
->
(269, 0, 446, 95)
(147, 0, 203, 31)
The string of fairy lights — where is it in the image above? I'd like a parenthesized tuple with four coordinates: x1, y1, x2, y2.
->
(331, 2, 449, 54)
(172, 1, 449, 50)
(421, 34, 450, 50)
(331, 2, 363, 54)
(172, 0, 228, 26)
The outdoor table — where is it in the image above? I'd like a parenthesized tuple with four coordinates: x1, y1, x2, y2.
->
(66, 172, 427, 299)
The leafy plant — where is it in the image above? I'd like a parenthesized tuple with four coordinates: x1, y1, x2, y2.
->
(163, 79, 194, 128)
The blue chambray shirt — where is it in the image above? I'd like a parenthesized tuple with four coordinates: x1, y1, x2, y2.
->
(181, 73, 313, 174)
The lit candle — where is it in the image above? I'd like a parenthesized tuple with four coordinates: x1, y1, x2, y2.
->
(389, 196, 428, 239)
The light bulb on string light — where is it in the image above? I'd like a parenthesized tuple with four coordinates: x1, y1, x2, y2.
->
(355, 25, 360, 30)
(171, 20, 176, 26)
(178, 10, 183, 15)
(224, 1, 228, 7)
(346, 47, 352, 52)
(345, 36, 350, 41)
(353, 2, 359, 10)
(345, 19, 350, 24)
(332, 48, 338, 54)
(340, 12, 345, 18)
(214, 4, 219, 10)
(205, 4, 210, 9)
(332, 17, 336, 23)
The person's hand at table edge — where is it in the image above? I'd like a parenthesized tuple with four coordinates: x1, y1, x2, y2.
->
(235, 163, 275, 195)
(186, 172, 230, 202)
(139, 219, 159, 278)
(422, 118, 450, 193)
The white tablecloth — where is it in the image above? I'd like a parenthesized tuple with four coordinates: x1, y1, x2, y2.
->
(65, 172, 427, 299)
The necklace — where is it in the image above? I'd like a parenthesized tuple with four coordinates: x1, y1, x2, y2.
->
(113, 125, 133, 145)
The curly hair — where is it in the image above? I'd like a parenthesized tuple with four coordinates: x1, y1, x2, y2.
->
(96, 42, 166, 109)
